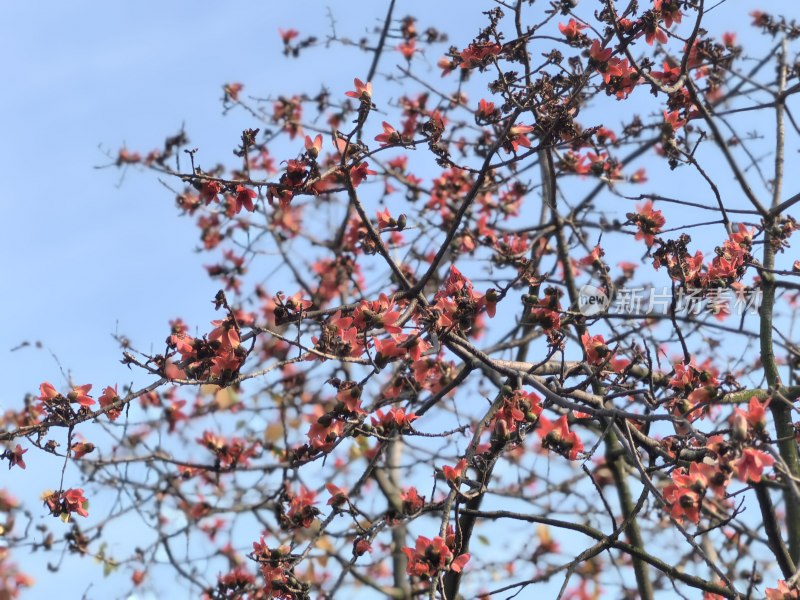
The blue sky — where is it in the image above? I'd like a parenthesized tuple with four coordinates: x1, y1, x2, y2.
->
(1, 1, 490, 403)
(3, 0, 800, 597)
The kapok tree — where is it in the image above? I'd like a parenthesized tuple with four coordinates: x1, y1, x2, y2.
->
(3, 2, 800, 598)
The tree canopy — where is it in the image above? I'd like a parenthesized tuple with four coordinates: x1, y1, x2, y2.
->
(4, 2, 800, 598)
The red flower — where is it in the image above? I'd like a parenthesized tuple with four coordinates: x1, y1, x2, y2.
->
(459, 42, 501, 69)
(233, 185, 256, 214)
(68, 384, 95, 407)
(766, 580, 800, 599)
(223, 82, 243, 102)
(304, 134, 322, 158)
(537, 415, 583, 459)
(504, 124, 535, 153)
(307, 414, 345, 451)
(390, 407, 418, 428)
(588, 39, 613, 63)
(437, 56, 457, 77)
(116, 148, 141, 164)
(654, 0, 682, 29)
(278, 28, 299, 43)
(450, 553, 470, 573)
(742, 396, 769, 431)
(729, 222, 755, 246)
(353, 294, 403, 334)
(5, 444, 27, 469)
(581, 332, 611, 365)
(345, 78, 372, 100)
(349, 162, 377, 187)
(629, 168, 647, 183)
(734, 447, 774, 483)
(663, 110, 686, 132)
(200, 180, 222, 205)
(651, 61, 681, 84)
(402, 535, 470, 577)
(287, 486, 318, 529)
(588, 40, 625, 84)
(644, 23, 668, 46)
(38, 382, 60, 403)
(325, 483, 349, 507)
(375, 121, 401, 146)
(64, 488, 89, 517)
(98, 385, 121, 421)
(396, 40, 416, 60)
(722, 32, 737, 47)
(45, 488, 90, 520)
(630, 200, 665, 246)
(401, 487, 425, 514)
(376, 207, 394, 229)
(594, 127, 617, 144)
(71, 442, 95, 459)
(209, 319, 240, 350)
(477, 99, 495, 119)
(442, 458, 468, 483)
(664, 485, 701, 523)
(558, 19, 586, 40)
